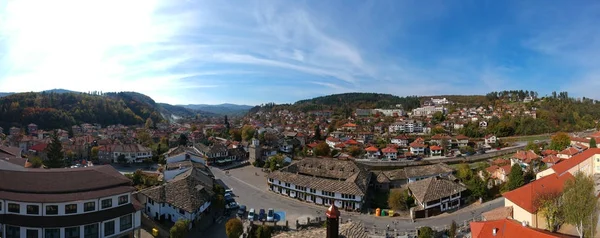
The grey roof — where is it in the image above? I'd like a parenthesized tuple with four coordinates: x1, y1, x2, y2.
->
(194, 143, 228, 155)
(140, 167, 215, 213)
(268, 158, 370, 196)
(403, 163, 454, 178)
(273, 221, 368, 238)
(407, 177, 466, 203)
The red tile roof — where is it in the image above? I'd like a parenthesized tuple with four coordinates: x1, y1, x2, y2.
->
(365, 146, 379, 152)
(542, 155, 561, 164)
(409, 142, 426, 148)
(552, 148, 600, 176)
(502, 172, 574, 213)
(342, 123, 357, 127)
(559, 147, 579, 156)
(470, 219, 577, 238)
(381, 147, 397, 153)
(541, 149, 558, 156)
(326, 137, 340, 142)
(307, 142, 319, 148)
(429, 145, 442, 151)
(345, 139, 359, 145)
(492, 158, 510, 166)
(29, 143, 48, 152)
(486, 165, 499, 174)
(569, 137, 589, 143)
(500, 165, 512, 175)
(455, 135, 469, 140)
(393, 135, 408, 140)
(512, 150, 539, 163)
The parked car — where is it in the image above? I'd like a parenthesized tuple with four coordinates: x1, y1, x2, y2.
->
(237, 205, 247, 217)
(248, 208, 256, 221)
(225, 189, 233, 196)
(415, 157, 422, 161)
(267, 208, 275, 222)
(258, 209, 266, 221)
(226, 201, 239, 210)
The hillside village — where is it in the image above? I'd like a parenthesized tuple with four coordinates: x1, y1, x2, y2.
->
(0, 92, 599, 238)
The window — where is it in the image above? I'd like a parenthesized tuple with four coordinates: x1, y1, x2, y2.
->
(104, 221, 115, 236)
(101, 199, 112, 209)
(0, 201, 2, 211)
(84, 223, 99, 238)
(148, 198, 154, 205)
(285, 182, 290, 187)
(321, 191, 334, 197)
(84, 201, 95, 212)
(179, 208, 185, 215)
(310, 188, 316, 193)
(268, 178, 273, 183)
(65, 226, 80, 238)
(26, 229, 39, 238)
(8, 203, 20, 213)
(118, 195, 129, 205)
(120, 214, 133, 231)
(26, 205, 39, 215)
(6, 225, 20, 238)
(44, 228, 60, 238)
(46, 205, 58, 215)
(65, 204, 77, 214)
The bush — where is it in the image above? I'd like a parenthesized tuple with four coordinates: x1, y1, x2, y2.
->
(170, 219, 190, 238)
(418, 226, 434, 238)
(225, 218, 244, 238)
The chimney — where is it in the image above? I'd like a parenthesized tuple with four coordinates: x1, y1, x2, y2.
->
(492, 228, 498, 236)
(326, 203, 340, 238)
(521, 221, 528, 227)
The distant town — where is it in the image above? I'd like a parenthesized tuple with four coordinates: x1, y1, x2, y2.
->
(0, 92, 599, 238)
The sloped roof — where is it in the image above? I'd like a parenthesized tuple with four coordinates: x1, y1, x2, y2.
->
(512, 150, 539, 163)
(404, 163, 454, 178)
(558, 147, 579, 156)
(381, 147, 397, 153)
(551, 148, 600, 176)
(365, 146, 379, 152)
(470, 219, 577, 238)
(481, 206, 513, 221)
(502, 172, 574, 213)
(407, 177, 466, 203)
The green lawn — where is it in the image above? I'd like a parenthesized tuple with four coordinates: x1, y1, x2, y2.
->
(501, 134, 551, 142)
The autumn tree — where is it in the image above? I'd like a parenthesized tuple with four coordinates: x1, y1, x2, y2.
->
(29, 156, 43, 168)
(456, 163, 473, 182)
(313, 142, 330, 156)
(169, 219, 190, 238)
(505, 164, 524, 191)
(534, 192, 563, 232)
(45, 131, 65, 168)
(225, 218, 243, 238)
(136, 130, 152, 146)
(145, 117, 154, 129)
(388, 189, 413, 211)
(590, 138, 597, 148)
(229, 129, 242, 141)
(418, 226, 434, 238)
(562, 172, 598, 238)
(448, 220, 458, 238)
(549, 132, 570, 151)
(90, 146, 99, 162)
(255, 225, 272, 238)
(241, 125, 256, 141)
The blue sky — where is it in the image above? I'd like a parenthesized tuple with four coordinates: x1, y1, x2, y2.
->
(1, 0, 599, 105)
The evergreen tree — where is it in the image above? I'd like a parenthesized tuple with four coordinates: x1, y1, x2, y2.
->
(45, 131, 65, 168)
(506, 164, 524, 191)
(590, 138, 597, 148)
(178, 134, 189, 146)
(314, 125, 321, 140)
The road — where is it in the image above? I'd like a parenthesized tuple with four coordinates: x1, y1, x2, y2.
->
(211, 166, 504, 232)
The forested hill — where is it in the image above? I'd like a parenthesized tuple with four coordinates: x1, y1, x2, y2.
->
(249, 93, 421, 114)
(0, 92, 165, 130)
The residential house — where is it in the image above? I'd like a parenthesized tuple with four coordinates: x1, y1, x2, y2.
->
(326, 137, 342, 149)
(391, 135, 409, 147)
(541, 155, 562, 168)
(139, 166, 215, 227)
(381, 147, 397, 160)
(470, 219, 576, 238)
(364, 146, 380, 159)
(430, 134, 451, 146)
(340, 123, 357, 132)
(355, 132, 373, 144)
(503, 172, 574, 230)
(455, 135, 469, 147)
(266, 158, 371, 210)
(569, 137, 590, 148)
(407, 177, 466, 217)
(9, 127, 20, 137)
(511, 150, 540, 168)
(27, 123, 38, 135)
(536, 148, 600, 181)
(409, 139, 426, 156)
(97, 144, 153, 164)
(485, 164, 512, 185)
(411, 106, 445, 117)
(429, 145, 442, 156)
(557, 147, 580, 159)
(194, 143, 229, 165)
(484, 134, 497, 146)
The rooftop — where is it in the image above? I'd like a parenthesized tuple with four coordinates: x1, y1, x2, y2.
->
(470, 219, 577, 238)
(407, 176, 466, 203)
(502, 172, 574, 214)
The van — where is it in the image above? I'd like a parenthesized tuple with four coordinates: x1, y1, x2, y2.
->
(248, 208, 255, 221)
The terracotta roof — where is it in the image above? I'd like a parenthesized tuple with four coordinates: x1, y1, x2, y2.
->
(29, 143, 48, 152)
(342, 123, 357, 127)
(345, 139, 359, 145)
(455, 135, 469, 140)
(470, 219, 577, 238)
(429, 145, 442, 151)
(574, 143, 588, 150)
(381, 147, 397, 153)
(542, 155, 561, 164)
(393, 135, 409, 140)
(307, 142, 319, 148)
(481, 206, 513, 221)
(512, 150, 539, 163)
(409, 142, 426, 148)
(502, 172, 574, 213)
(541, 149, 558, 156)
(431, 134, 451, 140)
(569, 137, 589, 143)
(365, 146, 379, 152)
(326, 137, 341, 142)
(407, 177, 466, 203)
(486, 165, 499, 174)
(552, 148, 600, 175)
(500, 165, 512, 175)
(492, 159, 510, 166)
(558, 147, 579, 156)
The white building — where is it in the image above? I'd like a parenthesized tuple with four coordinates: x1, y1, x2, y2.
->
(412, 106, 446, 117)
(266, 158, 370, 210)
(0, 165, 142, 238)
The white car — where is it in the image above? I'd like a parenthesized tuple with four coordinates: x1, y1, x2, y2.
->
(266, 208, 275, 222)
(225, 189, 233, 195)
(248, 208, 256, 221)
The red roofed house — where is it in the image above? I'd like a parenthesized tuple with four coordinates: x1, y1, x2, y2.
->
(430, 134, 451, 145)
(341, 123, 357, 132)
(455, 134, 470, 147)
(569, 136, 590, 148)
(484, 134, 497, 146)
(365, 146, 380, 159)
(429, 145, 442, 156)
(541, 149, 558, 156)
(470, 219, 577, 238)
(536, 148, 600, 180)
(557, 147, 581, 159)
(306, 142, 319, 156)
(325, 137, 341, 149)
(381, 147, 398, 160)
(503, 172, 574, 230)
(28, 142, 49, 159)
(541, 155, 562, 167)
(511, 150, 540, 167)
(391, 135, 409, 147)
(409, 138, 426, 155)
(486, 164, 512, 185)
(345, 139, 359, 146)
